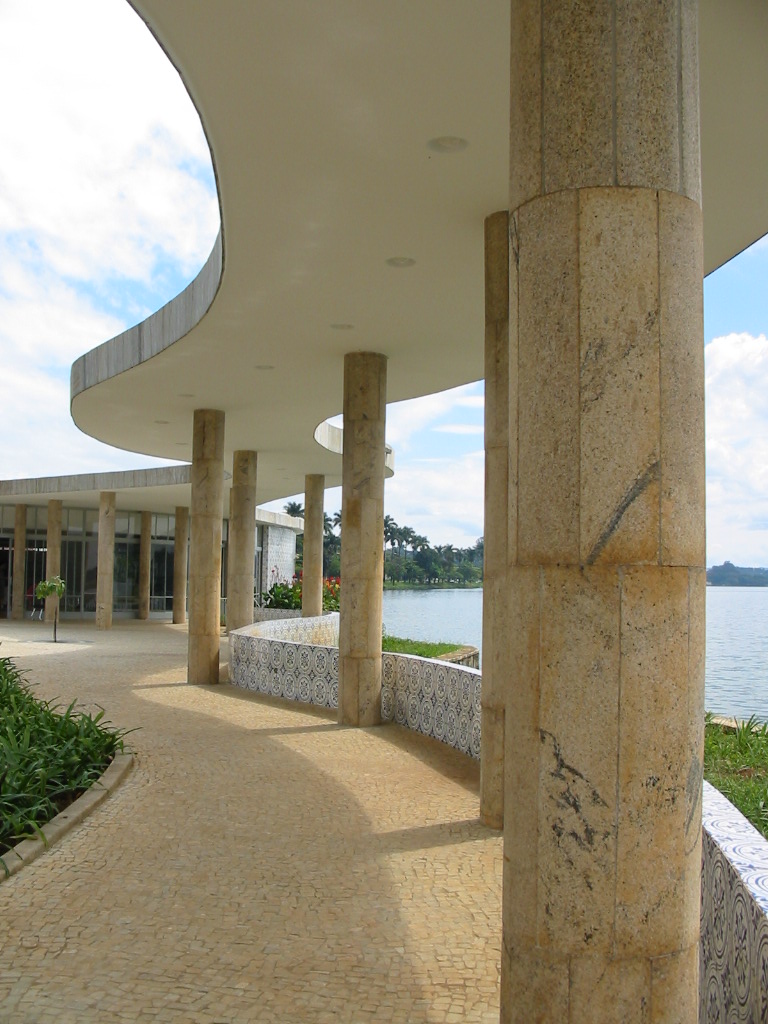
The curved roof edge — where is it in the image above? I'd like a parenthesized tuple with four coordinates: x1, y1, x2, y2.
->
(0, 464, 193, 499)
(70, 230, 223, 406)
(0, 464, 303, 530)
(314, 421, 395, 479)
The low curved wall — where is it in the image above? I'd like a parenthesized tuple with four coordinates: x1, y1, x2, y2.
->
(230, 615, 768, 1017)
(229, 615, 481, 760)
(700, 781, 768, 1022)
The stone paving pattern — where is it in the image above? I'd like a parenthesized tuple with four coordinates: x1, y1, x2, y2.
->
(0, 621, 501, 1023)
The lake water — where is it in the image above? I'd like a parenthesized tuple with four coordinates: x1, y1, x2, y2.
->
(383, 585, 768, 721)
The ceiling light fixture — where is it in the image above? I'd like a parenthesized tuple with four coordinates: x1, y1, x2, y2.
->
(386, 256, 416, 268)
(427, 136, 469, 153)
(254, 364, 275, 371)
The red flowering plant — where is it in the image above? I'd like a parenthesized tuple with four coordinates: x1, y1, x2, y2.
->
(260, 570, 302, 609)
(322, 577, 340, 611)
(260, 571, 340, 611)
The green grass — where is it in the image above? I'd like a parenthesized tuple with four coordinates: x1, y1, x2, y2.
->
(704, 714, 768, 839)
(381, 635, 460, 658)
(0, 657, 127, 871)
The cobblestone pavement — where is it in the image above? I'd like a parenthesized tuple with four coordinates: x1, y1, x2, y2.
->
(0, 621, 502, 1023)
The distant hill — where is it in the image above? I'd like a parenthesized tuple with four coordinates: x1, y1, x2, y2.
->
(707, 562, 768, 587)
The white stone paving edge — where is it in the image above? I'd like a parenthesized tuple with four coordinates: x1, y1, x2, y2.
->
(0, 751, 134, 884)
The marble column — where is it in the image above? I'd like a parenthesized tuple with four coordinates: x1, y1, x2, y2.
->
(502, 3, 705, 1021)
(188, 409, 225, 684)
(95, 492, 116, 630)
(173, 506, 189, 625)
(227, 450, 257, 631)
(338, 352, 387, 727)
(11, 504, 26, 620)
(43, 499, 63, 623)
(302, 474, 325, 618)
(138, 511, 151, 620)
(481, 211, 509, 830)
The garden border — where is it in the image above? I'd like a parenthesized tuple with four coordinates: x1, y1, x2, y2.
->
(0, 751, 133, 884)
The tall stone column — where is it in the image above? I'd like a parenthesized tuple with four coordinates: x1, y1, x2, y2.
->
(338, 353, 387, 727)
(502, 3, 704, 1021)
(188, 409, 225, 684)
(302, 474, 325, 617)
(11, 504, 26, 620)
(227, 450, 257, 631)
(44, 499, 63, 623)
(481, 211, 509, 830)
(173, 506, 189, 625)
(138, 511, 152, 620)
(95, 492, 116, 630)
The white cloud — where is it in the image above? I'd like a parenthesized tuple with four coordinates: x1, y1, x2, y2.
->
(0, 0, 219, 483)
(0, 1, 218, 286)
(384, 450, 485, 548)
(0, 362, 178, 479)
(432, 424, 484, 435)
(385, 383, 484, 451)
(706, 333, 768, 565)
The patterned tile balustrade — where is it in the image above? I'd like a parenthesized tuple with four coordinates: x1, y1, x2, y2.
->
(700, 781, 768, 1022)
(229, 615, 482, 760)
(230, 618, 768, 1017)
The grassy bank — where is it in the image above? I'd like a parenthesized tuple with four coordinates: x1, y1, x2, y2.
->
(383, 581, 482, 591)
(382, 635, 460, 658)
(0, 657, 126, 867)
(704, 714, 768, 839)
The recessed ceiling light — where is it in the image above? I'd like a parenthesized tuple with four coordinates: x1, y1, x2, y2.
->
(154, 419, 169, 425)
(427, 136, 469, 153)
(386, 256, 416, 268)
(254, 364, 275, 371)
(175, 442, 188, 447)
(330, 323, 354, 330)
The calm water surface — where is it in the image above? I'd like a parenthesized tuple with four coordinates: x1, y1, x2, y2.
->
(382, 585, 768, 720)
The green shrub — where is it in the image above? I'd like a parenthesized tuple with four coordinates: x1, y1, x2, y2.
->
(704, 713, 768, 839)
(0, 657, 127, 870)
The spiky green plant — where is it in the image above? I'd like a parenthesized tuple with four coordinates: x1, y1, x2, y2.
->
(0, 657, 128, 875)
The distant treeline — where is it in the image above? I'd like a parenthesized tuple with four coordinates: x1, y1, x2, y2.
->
(707, 562, 768, 587)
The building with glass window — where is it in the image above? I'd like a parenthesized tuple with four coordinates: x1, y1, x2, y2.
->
(0, 466, 300, 622)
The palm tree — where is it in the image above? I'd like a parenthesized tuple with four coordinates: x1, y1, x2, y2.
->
(284, 500, 304, 518)
(399, 525, 416, 558)
(383, 515, 399, 558)
(435, 544, 456, 576)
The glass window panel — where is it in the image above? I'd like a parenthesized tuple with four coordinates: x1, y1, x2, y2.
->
(65, 508, 84, 535)
(85, 510, 99, 536)
(61, 539, 83, 613)
(83, 539, 98, 611)
(115, 515, 129, 537)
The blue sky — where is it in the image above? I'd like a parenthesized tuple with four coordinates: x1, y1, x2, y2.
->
(1, 1, 767, 565)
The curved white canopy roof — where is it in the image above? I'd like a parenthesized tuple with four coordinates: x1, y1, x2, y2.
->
(70, 0, 768, 505)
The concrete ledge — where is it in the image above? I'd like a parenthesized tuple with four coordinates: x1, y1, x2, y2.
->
(438, 645, 480, 669)
(0, 751, 134, 884)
